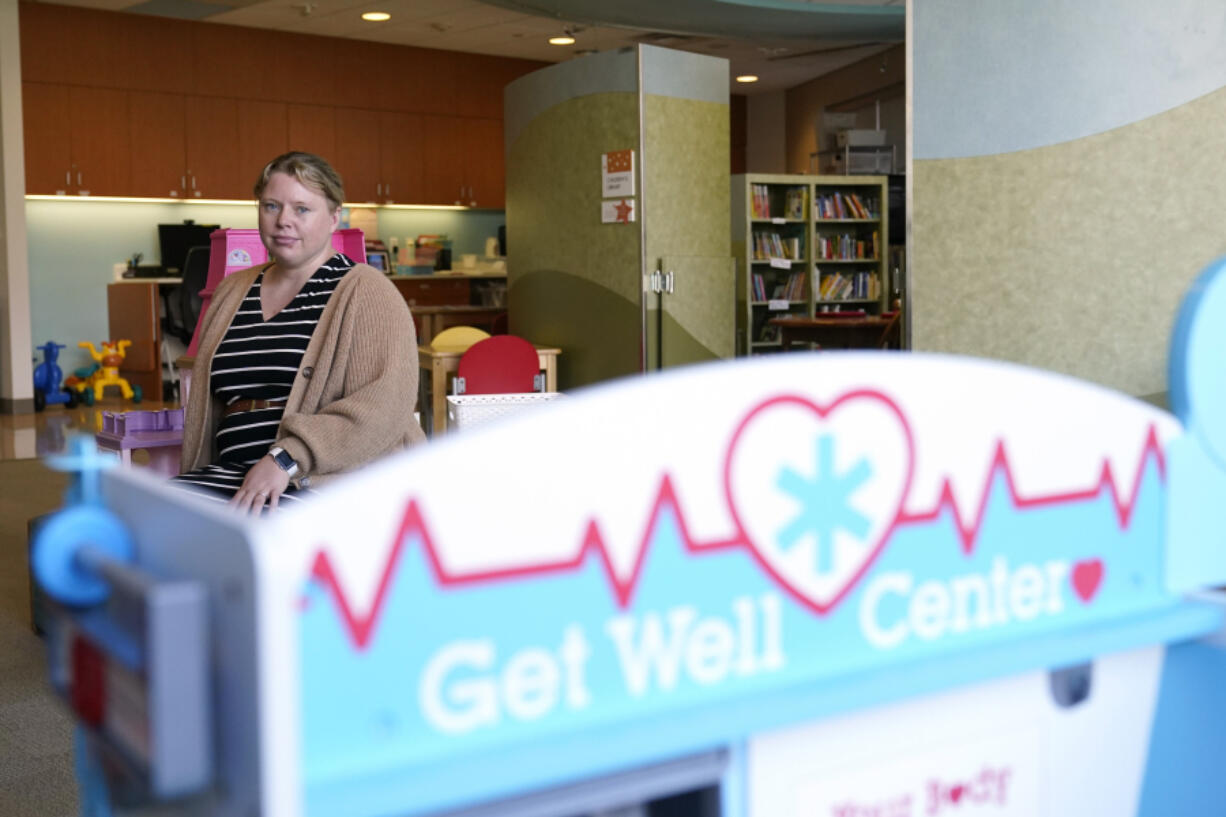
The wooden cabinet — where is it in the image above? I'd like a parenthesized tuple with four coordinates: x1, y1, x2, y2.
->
(462, 117, 505, 208)
(129, 91, 187, 198)
(185, 96, 245, 199)
(237, 99, 288, 198)
(107, 281, 164, 400)
(421, 115, 505, 208)
(333, 108, 427, 204)
(18, 3, 541, 204)
(22, 82, 129, 196)
(421, 115, 462, 205)
(287, 103, 336, 160)
(334, 108, 381, 202)
(379, 111, 424, 205)
(22, 83, 71, 194)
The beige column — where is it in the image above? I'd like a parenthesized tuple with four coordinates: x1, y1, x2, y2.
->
(0, 0, 30, 413)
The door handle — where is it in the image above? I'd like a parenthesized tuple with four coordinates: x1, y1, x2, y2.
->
(664, 270, 675, 294)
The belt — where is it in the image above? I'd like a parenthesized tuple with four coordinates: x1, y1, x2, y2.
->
(222, 398, 288, 418)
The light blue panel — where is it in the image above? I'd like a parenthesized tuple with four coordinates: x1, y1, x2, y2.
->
(295, 444, 1219, 816)
(914, 0, 1226, 158)
(373, 209, 505, 259)
(1137, 641, 1226, 815)
(1164, 255, 1226, 590)
(503, 48, 638, 148)
(25, 201, 257, 374)
(640, 45, 729, 105)
(25, 201, 504, 374)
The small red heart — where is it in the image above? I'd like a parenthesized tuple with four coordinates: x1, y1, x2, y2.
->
(1072, 559, 1104, 602)
(949, 784, 965, 803)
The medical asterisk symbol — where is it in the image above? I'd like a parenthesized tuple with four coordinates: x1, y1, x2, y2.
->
(776, 432, 872, 575)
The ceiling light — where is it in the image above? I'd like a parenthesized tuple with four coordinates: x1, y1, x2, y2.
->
(361, 11, 390, 21)
(549, 34, 575, 45)
(735, 74, 759, 84)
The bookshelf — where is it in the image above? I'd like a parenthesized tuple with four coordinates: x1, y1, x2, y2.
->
(731, 173, 889, 354)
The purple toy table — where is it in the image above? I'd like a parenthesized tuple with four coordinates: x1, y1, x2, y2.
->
(95, 408, 185, 477)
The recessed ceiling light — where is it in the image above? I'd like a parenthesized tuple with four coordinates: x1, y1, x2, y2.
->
(361, 11, 390, 21)
(735, 74, 759, 83)
(549, 35, 576, 45)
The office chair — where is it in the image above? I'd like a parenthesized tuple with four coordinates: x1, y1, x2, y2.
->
(175, 245, 211, 345)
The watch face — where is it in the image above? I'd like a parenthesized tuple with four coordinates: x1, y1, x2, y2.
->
(272, 449, 295, 471)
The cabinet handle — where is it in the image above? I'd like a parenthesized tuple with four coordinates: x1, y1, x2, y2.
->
(377, 183, 382, 196)
(181, 175, 186, 189)
(77, 172, 82, 185)
(66, 171, 71, 186)
(386, 182, 391, 197)
(665, 270, 675, 294)
(191, 176, 196, 190)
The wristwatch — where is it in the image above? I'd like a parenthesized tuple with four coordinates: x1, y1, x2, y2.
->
(268, 446, 299, 479)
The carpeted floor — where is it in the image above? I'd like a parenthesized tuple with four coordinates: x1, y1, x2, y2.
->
(0, 457, 79, 816)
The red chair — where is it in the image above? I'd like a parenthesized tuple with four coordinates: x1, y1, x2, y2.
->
(454, 335, 542, 395)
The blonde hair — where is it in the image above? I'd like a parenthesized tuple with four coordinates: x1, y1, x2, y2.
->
(254, 152, 345, 211)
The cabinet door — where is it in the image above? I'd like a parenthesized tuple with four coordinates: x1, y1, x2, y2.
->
(461, 117, 504, 208)
(421, 115, 463, 205)
(333, 108, 381, 203)
(185, 95, 243, 199)
(70, 86, 130, 196)
(651, 255, 736, 370)
(378, 111, 423, 204)
(22, 82, 72, 194)
(129, 91, 187, 198)
(237, 99, 288, 200)
(287, 103, 336, 159)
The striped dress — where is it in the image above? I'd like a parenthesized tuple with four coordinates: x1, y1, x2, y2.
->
(170, 253, 354, 504)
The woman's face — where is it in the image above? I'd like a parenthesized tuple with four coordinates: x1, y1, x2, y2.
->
(258, 171, 339, 273)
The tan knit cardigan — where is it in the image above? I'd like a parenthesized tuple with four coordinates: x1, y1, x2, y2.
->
(179, 261, 426, 488)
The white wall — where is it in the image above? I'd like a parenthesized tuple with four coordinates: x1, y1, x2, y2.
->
(0, 0, 30, 410)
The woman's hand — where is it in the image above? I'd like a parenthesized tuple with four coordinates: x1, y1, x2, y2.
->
(230, 454, 291, 515)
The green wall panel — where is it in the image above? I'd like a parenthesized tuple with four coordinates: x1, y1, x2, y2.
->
(912, 83, 1226, 397)
(507, 91, 643, 389)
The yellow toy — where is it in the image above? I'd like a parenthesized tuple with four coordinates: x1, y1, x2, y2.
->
(67, 340, 142, 405)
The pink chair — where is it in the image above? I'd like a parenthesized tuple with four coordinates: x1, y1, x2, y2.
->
(454, 335, 542, 395)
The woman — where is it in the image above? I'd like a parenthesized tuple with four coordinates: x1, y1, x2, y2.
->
(174, 152, 425, 513)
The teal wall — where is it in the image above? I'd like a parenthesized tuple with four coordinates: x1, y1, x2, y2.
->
(25, 200, 504, 374)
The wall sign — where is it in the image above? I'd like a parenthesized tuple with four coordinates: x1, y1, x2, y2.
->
(602, 149, 635, 197)
(602, 198, 636, 224)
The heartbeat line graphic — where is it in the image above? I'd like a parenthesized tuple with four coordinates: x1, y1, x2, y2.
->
(896, 424, 1166, 553)
(305, 424, 1167, 650)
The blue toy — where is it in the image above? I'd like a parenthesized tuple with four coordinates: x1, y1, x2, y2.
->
(32, 341, 78, 412)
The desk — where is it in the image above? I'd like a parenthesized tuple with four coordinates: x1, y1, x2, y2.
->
(770, 314, 900, 351)
(419, 343, 560, 436)
(412, 305, 506, 345)
(107, 278, 183, 399)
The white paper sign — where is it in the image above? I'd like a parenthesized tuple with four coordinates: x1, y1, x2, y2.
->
(769, 257, 792, 269)
(794, 728, 1040, 817)
(601, 198, 636, 224)
(768, 299, 790, 311)
(602, 149, 635, 197)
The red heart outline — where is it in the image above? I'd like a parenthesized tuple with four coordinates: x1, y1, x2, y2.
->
(722, 391, 915, 616)
(1071, 558, 1104, 603)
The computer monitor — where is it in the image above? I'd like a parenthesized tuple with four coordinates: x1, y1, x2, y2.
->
(158, 222, 219, 276)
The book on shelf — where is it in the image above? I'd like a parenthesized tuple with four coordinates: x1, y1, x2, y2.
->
(815, 192, 880, 220)
(752, 232, 802, 261)
(816, 268, 880, 302)
(784, 187, 805, 220)
(815, 230, 879, 261)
